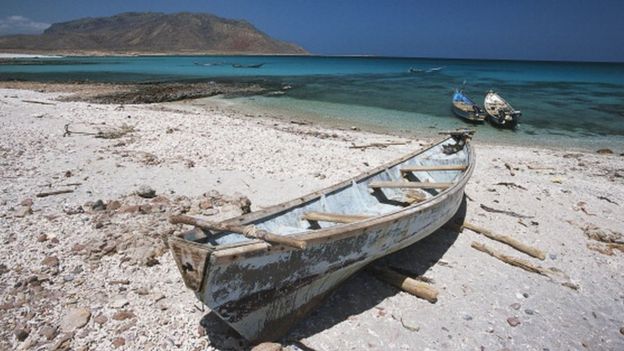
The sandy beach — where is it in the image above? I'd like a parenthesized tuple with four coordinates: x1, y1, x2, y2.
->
(1, 86, 623, 350)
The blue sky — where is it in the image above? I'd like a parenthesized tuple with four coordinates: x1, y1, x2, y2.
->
(0, 0, 622, 62)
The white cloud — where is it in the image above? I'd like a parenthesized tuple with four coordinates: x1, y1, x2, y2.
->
(0, 15, 50, 35)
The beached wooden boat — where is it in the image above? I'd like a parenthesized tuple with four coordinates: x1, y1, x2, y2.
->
(168, 131, 475, 342)
(452, 89, 486, 122)
(484, 90, 521, 128)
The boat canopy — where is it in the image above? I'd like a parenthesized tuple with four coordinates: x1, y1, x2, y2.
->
(453, 90, 477, 105)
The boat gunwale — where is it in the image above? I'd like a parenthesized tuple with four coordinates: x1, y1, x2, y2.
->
(205, 136, 475, 260)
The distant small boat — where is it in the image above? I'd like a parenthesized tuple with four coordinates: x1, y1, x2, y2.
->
(193, 62, 226, 66)
(484, 90, 521, 129)
(232, 63, 264, 68)
(408, 66, 445, 74)
(452, 89, 486, 123)
(425, 66, 445, 73)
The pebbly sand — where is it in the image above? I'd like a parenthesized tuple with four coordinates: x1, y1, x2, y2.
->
(1, 86, 623, 350)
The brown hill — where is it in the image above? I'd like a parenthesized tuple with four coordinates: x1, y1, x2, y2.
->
(0, 12, 307, 55)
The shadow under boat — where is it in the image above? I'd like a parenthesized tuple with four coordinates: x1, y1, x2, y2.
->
(199, 197, 467, 349)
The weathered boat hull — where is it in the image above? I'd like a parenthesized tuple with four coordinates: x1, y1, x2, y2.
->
(218, 192, 461, 340)
(487, 114, 519, 129)
(169, 137, 474, 342)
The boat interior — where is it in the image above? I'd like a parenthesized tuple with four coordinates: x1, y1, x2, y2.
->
(453, 101, 477, 111)
(186, 138, 471, 247)
(485, 93, 514, 114)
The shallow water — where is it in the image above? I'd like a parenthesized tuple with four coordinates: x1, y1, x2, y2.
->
(1, 55, 623, 150)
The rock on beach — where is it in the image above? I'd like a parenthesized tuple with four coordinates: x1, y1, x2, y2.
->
(136, 185, 156, 198)
(60, 308, 91, 332)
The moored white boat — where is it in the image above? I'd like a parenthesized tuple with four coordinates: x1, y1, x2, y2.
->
(484, 90, 521, 128)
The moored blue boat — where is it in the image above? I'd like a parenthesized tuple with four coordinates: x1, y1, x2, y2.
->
(451, 89, 487, 123)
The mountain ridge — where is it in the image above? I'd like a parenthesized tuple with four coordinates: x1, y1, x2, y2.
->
(0, 12, 308, 55)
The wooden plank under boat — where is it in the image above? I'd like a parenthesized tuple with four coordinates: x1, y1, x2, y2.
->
(452, 89, 487, 122)
(484, 90, 521, 129)
(168, 132, 476, 342)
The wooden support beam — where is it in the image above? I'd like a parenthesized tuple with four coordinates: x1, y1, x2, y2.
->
(368, 181, 452, 190)
(349, 141, 408, 150)
(170, 215, 307, 250)
(36, 189, 74, 198)
(400, 165, 467, 173)
(367, 266, 438, 303)
(302, 211, 371, 224)
(471, 241, 550, 277)
(461, 221, 546, 260)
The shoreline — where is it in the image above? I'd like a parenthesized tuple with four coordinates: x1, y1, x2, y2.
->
(0, 53, 64, 59)
(2, 52, 622, 64)
(204, 95, 621, 154)
(1, 86, 623, 350)
(1, 80, 622, 154)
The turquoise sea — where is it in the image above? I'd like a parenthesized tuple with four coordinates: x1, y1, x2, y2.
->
(1, 55, 623, 150)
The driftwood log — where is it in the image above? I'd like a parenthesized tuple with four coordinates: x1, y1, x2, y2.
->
(290, 120, 310, 126)
(461, 221, 546, 260)
(367, 266, 438, 303)
(169, 214, 307, 250)
(480, 204, 534, 219)
(63, 123, 98, 137)
(504, 162, 516, 176)
(526, 164, 555, 171)
(495, 182, 527, 191)
(471, 241, 551, 277)
(22, 99, 56, 105)
(349, 141, 408, 150)
(471, 241, 579, 290)
(597, 196, 618, 205)
(35, 189, 74, 198)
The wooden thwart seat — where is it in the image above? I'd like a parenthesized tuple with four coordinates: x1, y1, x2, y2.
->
(170, 215, 307, 249)
(400, 165, 467, 173)
(369, 181, 452, 190)
(303, 211, 371, 224)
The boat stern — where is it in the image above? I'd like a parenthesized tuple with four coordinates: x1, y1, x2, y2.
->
(169, 231, 214, 292)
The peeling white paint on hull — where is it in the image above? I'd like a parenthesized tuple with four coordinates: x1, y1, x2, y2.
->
(215, 190, 463, 341)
